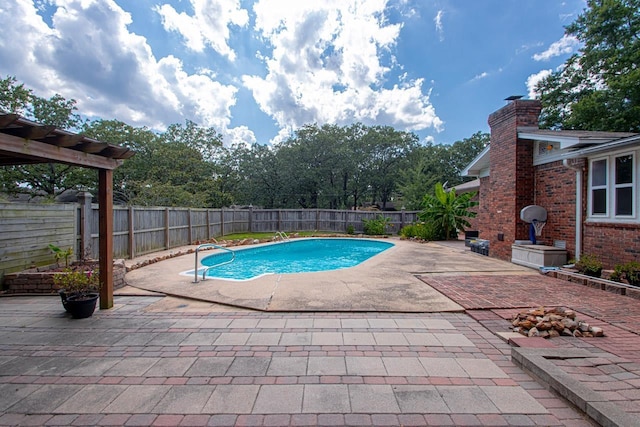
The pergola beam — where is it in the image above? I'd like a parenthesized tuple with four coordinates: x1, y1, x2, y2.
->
(0, 132, 121, 169)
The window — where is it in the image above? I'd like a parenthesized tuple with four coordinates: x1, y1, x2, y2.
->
(588, 152, 637, 221)
(590, 159, 607, 215)
(615, 154, 633, 216)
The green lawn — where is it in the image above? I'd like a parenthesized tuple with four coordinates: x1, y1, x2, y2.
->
(220, 231, 341, 240)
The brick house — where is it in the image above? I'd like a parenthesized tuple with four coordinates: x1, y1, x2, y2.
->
(461, 99, 640, 268)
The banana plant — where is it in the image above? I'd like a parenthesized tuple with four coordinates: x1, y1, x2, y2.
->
(418, 182, 478, 240)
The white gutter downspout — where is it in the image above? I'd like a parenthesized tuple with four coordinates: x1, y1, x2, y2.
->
(563, 159, 583, 260)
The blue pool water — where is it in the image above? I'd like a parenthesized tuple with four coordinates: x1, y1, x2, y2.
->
(198, 238, 394, 281)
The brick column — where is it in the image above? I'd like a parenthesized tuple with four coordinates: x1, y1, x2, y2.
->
(485, 100, 541, 260)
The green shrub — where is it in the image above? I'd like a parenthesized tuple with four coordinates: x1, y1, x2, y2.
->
(611, 261, 640, 287)
(399, 222, 439, 241)
(362, 215, 391, 235)
(575, 254, 603, 277)
(345, 224, 355, 235)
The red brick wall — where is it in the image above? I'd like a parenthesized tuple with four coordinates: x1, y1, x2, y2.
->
(475, 176, 490, 236)
(533, 160, 582, 260)
(476, 99, 639, 267)
(483, 100, 542, 260)
(584, 223, 640, 268)
(534, 158, 639, 268)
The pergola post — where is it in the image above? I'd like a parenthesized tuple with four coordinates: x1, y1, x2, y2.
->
(98, 169, 114, 309)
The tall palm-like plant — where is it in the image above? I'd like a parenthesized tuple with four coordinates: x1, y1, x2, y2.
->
(419, 182, 478, 240)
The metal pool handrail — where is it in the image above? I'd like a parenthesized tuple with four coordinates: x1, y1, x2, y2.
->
(193, 243, 236, 283)
(274, 231, 290, 241)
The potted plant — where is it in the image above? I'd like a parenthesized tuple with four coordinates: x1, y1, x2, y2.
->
(53, 267, 100, 318)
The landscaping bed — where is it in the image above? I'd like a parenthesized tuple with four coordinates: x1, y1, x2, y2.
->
(2, 260, 127, 294)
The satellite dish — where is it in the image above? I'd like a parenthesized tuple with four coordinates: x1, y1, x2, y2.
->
(520, 205, 547, 224)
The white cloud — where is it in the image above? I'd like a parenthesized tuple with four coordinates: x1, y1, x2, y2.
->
(526, 69, 553, 98)
(243, 0, 443, 141)
(0, 0, 248, 143)
(533, 34, 580, 61)
(516, 42, 543, 55)
(155, 0, 249, 61)
(471, 72, 488, 82)
(0, 0, 443, 147)
(224, 125, 257, 147)
(434, 10, 444, 41)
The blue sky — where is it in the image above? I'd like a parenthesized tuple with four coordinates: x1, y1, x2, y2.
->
(0, 0, 585, 146)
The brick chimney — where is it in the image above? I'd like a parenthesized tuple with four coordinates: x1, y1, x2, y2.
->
(485, 99, 542, 260)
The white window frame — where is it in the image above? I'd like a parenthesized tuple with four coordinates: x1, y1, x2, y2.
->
(589, 157, 608, 217)
(614, 153, 635, 217)
(587, 150, 638, 223)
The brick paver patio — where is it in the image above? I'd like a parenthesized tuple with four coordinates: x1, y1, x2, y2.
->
(0, 296, 592, 426)
(421, 271, 640, 425)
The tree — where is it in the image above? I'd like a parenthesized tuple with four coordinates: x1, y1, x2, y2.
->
(536, 0, 640, 132)
(232, 144, 285, 208)
(343, 123, 372, 209)
(397, 132, 488, 209)
(365, 126, 418, 210)
(0, 78, 89, 199)
(82, 119, 159, 203)
(0, 76, 31, 114)
(398, 143, 449, 210)
(276, 123, 348, 209)
(419, 182, 478, 240)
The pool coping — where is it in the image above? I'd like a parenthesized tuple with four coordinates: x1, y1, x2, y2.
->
(124, 238, 533, 313)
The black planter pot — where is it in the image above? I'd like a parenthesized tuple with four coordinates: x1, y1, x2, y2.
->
(59, 290, 71, 312)
(65, 293, 99, 319)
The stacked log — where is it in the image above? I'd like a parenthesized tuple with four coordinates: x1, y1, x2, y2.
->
(511, 306, 604, 338)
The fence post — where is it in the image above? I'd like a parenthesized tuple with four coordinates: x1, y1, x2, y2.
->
(401, 207, 406, 232)
(164, 208, 170, 249)
(128, 206, 135, 259)
(341, 210, 346, 233)
(206, 209, 211, 240)
(77, 191, 93, 261)
(188, 208, 193, 244)
(249, 205, 253, 233)
(220, 208, 225, 237)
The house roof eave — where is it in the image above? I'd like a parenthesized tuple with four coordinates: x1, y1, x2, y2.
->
(518, 128, 635, 150)
(461, 144, 490, 177)
(563, 133, 640, 158)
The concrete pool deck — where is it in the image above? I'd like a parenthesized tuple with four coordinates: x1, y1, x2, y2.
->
(4, 239, 640, 425)
(124, 238, 534, 312)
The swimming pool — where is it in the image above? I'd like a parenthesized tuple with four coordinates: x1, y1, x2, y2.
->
(196, 238, 394, 281)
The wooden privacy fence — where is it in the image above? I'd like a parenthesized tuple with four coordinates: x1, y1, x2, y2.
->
(85, 205, 418, 259)
(1, 199, 418, 279)
(0, 202, 76, 282)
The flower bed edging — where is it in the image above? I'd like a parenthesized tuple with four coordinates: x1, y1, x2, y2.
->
(547, 269, 638, 299)
(2, 260, 126, 294)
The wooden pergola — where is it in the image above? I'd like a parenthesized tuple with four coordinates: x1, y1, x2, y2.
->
(0, 113, 134, 309)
